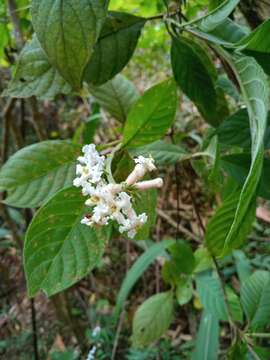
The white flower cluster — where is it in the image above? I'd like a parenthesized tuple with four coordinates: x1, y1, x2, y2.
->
(73, 144, 163, 239)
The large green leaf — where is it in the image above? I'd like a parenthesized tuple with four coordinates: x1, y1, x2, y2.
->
(129, 140, 187, 166)
(205, 192, 256, 257)
(238, 19, 270, 53)
(221, 154, 270, 200)
(0, 141, 79, 208)
(192, 311, 219, 360)
(196, 270, 227, 320)
(123, 79, 177, 147)
(208, 18, 248, 44)
(84, 11, 145, 86)
(32, 0, 108, 90)
(114, 239, 175, 319)
(240, 270, 270, 328)
(24, 186, 108, 297)
(171, 36, 218, 126)
(195, 0, 240, 32)
(89, 74, 139, 122)
(132, 291, 174, 348)
(2, 35, 71, 99)
(219, 54, 269, 255)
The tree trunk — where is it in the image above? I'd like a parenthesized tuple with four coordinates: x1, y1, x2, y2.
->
(239, 0, 270, 28)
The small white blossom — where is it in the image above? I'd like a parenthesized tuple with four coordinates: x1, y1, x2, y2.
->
(86, 345, 97, 360)
(74, 145, 162, 239)
(92, 326, 101, 337)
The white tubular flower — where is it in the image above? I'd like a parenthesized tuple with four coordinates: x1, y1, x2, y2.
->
(119, 213, 147, 239)
(125, 156, 156, 185)
(74, 145, 161, 239)
(134, 178, 164, 190)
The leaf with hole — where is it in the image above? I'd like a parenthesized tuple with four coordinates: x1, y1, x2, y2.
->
(0, 141, 80, 208)
(24, 187, 108, 297)
(84, 11, 146, 86)
(2, 35, 71, 99)
(32, 0, 108, 89)
(132, 291, 174, 348)
(89, 74, 139, 123)
(123, 79, 177, 147)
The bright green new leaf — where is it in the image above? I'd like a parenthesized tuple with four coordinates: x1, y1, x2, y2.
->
(132, 291, 174, 348)
(240, 270, 270, 328)
(176, 277, 193, 305)
(32, 0, 108, 90)
(171, 36, 218, 126)
(114, 239, 175, 320)
(196, 0, 240, 32)
(123, 79, 177, 147)
(24, 187, 108, 297)
(192, 311, 219, 360)
(2, 35, 71, 99)
(0, 141, 79, 208)
(169, 241, 196, 275)
(129, 140, 187, 166)
(89, 74, 139, 123)
(84, 11, 146, 86)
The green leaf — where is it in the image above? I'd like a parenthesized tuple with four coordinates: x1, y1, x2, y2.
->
(0, 141, 79, 208)
(208, 18, 248, 44)
(32, 0, 108, 90)
(114, 239, 176, 320)
(24, 187, 108, 297)
(196, 270, 227, 320)
(171, 36, 218, 126)
(216, 109, 251, 149)
(128, 140, 187, 166)
(194, 247, 213, 273)
(226, 286, 243, 323)
(89, 74, 139, 122)
(240, 270, 270, 328)
(133, 188, 157, 240)
(195, 0, 240, 32)
(132, 291, 174, 348)
(122, 79, 177, 147)
(233, 250, 252, 284)
(169, 241, 196, 275)
(221, 154, 270, 201)
(192, 311, 219, 360)
(219, 53, 269, 255)
(2, 35, 71, 99)
(84, 11, 145, 86)
(176, 277, 193, 305)
(238, 19, 270, 53)
(205, 192, 256, 257)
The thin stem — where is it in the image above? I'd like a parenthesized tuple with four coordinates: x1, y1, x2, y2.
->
(246, 333, 270, 339)
(30, 298, 39, 360)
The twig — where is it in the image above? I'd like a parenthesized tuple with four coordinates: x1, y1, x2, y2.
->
(7, 0, 24, 50)
(111, 308, 126, 360)
(157, 209, 200, 242)
(1, 98, 15, 164)
(30, 298, 39, 360)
